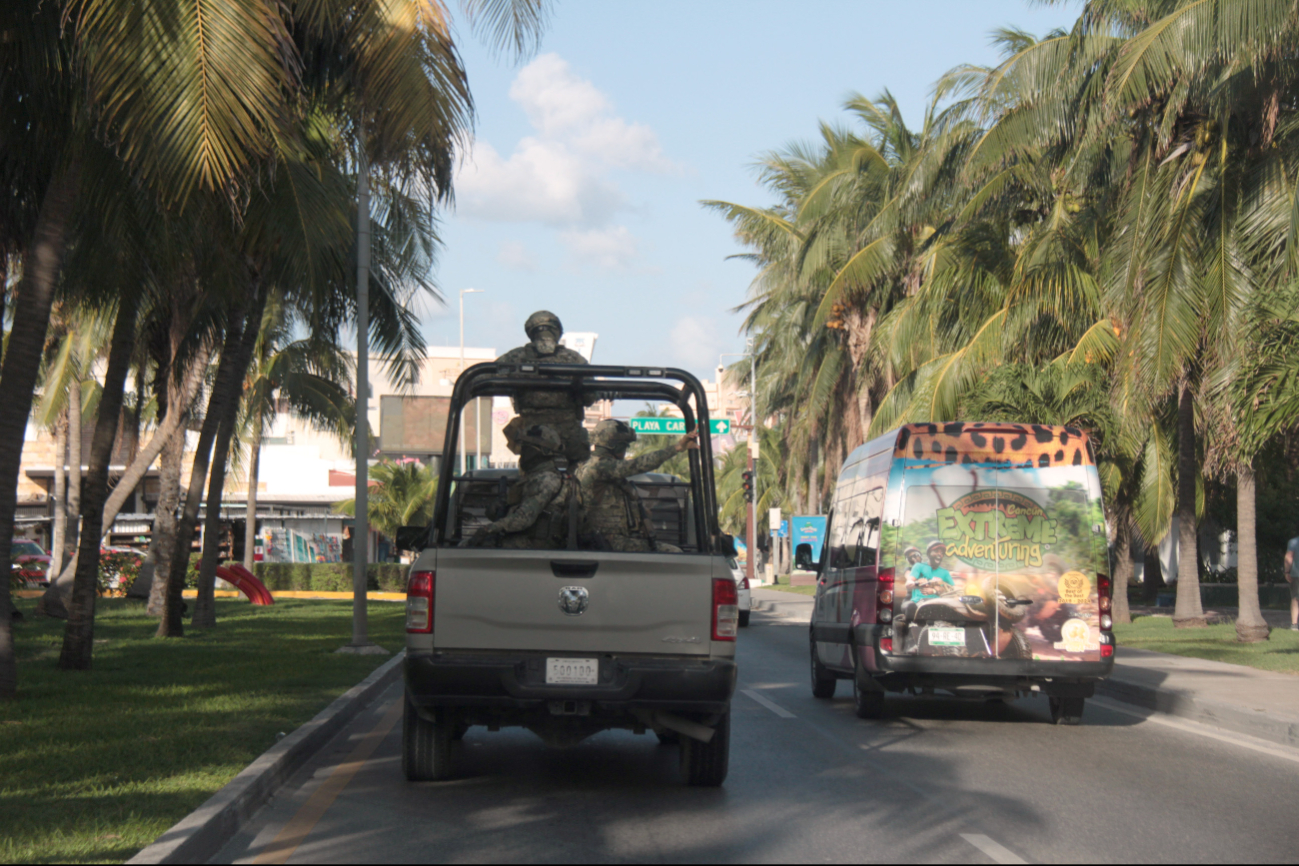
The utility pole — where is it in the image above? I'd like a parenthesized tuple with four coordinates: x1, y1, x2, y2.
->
(340, 149, 384, 654)
(747, 339, 758, 586)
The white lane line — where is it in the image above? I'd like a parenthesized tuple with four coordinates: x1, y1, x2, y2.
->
(961, 833, 1028, 865)
(741, 688, 796, 718)
(1090, 696, 1299, 766)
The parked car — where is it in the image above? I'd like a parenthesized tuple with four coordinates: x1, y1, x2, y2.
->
(801, 422, 1114, 726)
(400, 363, 738, 786)
(729, 558, 751, 627)
(12, 540, 51, 587)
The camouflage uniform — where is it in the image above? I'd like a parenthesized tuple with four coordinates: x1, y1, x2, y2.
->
(497, 311, 594, 465)
(466, 424, 578, 550)
(577, 420, 681, 553)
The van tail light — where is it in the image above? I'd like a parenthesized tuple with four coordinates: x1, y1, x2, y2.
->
(1097, 573, 1112, 630)
(880, 638, 893, 653)
(712, 577, 738, 641)
(1101, 644, 1114, 658)
(406, 570, 435, 633)
(877, 566, 895, 624)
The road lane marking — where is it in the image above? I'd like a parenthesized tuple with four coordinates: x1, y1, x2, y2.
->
(741, 688, 796, 718)
(1090, 696, 1299, 767)
(961, 833, 1028, 864)
(253, 697, 404, 865)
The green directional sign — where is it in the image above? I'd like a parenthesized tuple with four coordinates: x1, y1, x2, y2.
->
(629, 417, 731, 435)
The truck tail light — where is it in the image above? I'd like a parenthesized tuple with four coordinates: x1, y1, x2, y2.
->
(406, 570, 435, 633)
(877, 566, 895, 624)
(1097, 573, 1112, 629)
(712, 577, 738, 641)
(740, 576, 750, 591)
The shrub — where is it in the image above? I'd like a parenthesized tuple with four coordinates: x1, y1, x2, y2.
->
(98, 550, 145, 597)
(253, 563, 409, 594)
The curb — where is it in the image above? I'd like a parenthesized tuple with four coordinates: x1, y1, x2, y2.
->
(1096, 674, 1299, 750)
(127, 650, 405, 865)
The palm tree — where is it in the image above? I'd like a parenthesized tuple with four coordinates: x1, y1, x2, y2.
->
(334, 461, 439, 543)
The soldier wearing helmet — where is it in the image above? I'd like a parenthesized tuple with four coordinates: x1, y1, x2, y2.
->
(464, 419, 578, 549)
(576, 419, 699, 552)
(496, 310, 595, 465)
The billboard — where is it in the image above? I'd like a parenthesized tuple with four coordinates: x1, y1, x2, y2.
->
(790, 515, 826, 567)
(378, 396, 491, 455)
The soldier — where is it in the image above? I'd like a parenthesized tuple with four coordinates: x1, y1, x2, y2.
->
(463, 420, 578, 549)
(577, 419, 699, 552)
(497, 310, 594, 465)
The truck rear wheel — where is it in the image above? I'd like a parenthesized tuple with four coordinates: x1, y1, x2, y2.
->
(738, 609, 750, 628)
(403, 692, 454, 781)
(1049, 696, 1085, 726)
(680, 711, 729, 787)
(810, 632, 836, 699)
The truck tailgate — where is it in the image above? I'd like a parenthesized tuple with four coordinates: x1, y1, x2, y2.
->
(432, 549, 719, 656)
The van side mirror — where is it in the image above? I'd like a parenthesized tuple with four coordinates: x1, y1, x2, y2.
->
(794, 543, 817, 572)
(719, 534, 737, 557)
(395, 525, 428, 553)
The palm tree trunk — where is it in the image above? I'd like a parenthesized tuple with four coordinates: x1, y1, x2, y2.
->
(157, 315, 246, 638)
(244, 428, 262, 572)
(147, 420, 186, 617)
(191, 382, 245, 628)
(1173, 382, 1206, 627)
(160, 282, 267, 637)
(58, 291, 140, 670)
(0, 161, 80, 698)
(1234, 463, 1270, 642)
(50, 411, 69, 580)
(67, 374, 82, 560)
(1112, 521, 1132, 625)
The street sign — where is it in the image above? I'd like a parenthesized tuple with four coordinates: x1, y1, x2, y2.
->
(778, 519, 789, 538)
(769, 507, 782, 530)
(628, 417, 731, 435)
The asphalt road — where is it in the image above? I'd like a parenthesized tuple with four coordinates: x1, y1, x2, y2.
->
(214, 607, 1299, 864)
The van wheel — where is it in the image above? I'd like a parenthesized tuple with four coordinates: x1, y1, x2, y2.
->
(680, 711, 729, 787)
(403, 693, 454, 781)
(738, 609, 750, 628)
(852, 651, 885, 719)
(810, 632, 836, 699)
(1049, 696, 1085, 726)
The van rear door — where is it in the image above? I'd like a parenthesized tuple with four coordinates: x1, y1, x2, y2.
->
(893, 427, 1106, 664)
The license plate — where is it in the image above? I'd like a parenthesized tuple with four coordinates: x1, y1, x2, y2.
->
(929, 628, 966, 647)
(545, 657, 599, 685)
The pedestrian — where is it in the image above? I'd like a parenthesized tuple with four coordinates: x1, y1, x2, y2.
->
(1286, 533, 1299, 631)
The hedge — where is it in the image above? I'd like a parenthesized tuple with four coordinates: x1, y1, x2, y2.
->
(252, 563, 409, 594)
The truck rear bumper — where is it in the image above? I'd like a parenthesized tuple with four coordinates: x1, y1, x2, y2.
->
(405, 650, 737, 715)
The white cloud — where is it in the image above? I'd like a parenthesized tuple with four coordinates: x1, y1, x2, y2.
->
(496, 240, 538, 272)
(455, 54, 676, 230)
(560, 226, 639, 271)
(669, 315, 725, 372)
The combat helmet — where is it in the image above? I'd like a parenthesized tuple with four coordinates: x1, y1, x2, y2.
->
(524, 310, 563, 340)
(503, 417, 564, 456)
(591, 419, 637, 451)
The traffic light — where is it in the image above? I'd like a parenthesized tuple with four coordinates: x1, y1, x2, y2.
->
(741, 470, 754, 502)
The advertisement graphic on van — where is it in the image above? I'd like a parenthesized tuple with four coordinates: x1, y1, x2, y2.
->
(884, 424, 1107, 664)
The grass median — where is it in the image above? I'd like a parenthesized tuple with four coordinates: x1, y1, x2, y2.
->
(0, 597, 404, 864)
(1114, 616, 1299, 675)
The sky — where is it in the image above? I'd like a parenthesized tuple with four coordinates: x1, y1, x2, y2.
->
(422, 0, 1080, 382)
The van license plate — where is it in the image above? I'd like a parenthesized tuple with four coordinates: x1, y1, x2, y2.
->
(929, 628, 966, 647)
(546, 658, 598, 685)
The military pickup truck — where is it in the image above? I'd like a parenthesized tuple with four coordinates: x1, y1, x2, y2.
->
(399, 364, 738, 786)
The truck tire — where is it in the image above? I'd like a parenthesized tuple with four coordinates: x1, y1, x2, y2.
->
(810, 631, 836, 699)
(403, 692, 454, 781)
(738, 609, 750, 628)
(680, 711, 730, 787)
(1050, 696, 1085, 726)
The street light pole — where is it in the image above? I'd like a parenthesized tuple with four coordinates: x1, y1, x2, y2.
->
(747, 338, 758, 586)
(458, 289, 483, 477)
(340, 149, 384, 654)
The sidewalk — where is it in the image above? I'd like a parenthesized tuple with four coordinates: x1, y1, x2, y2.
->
(749, 589, 1299, 749)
